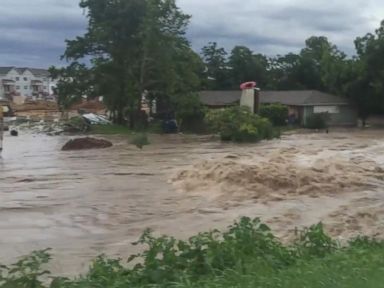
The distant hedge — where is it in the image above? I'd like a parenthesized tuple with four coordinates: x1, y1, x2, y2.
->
(259, 103, 289, 126)
(305, 113, 330, 129)
(206, 106, 280, 142)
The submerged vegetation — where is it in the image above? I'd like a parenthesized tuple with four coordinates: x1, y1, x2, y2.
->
(206, 106, 279, 142)
(2, 217, 384, 287)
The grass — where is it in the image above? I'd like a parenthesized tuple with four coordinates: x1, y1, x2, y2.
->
(89, 121, 163, 135)
(1, 218, 384, 288)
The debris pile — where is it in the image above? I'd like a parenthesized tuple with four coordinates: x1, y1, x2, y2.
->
(82, 113, 111, 125)
(62, 137, 113, 151)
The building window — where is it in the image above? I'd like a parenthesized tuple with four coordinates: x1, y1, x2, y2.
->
(15, 77, 20, 81)
(314, 106, 340, 114)
(24, 86, 28, 90)
(16, 86, 20, 90)
(23, 77, 28, 81)
(43, 78, 47, 81)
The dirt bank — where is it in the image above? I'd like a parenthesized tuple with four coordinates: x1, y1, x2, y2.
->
(62, 137, 113, 151)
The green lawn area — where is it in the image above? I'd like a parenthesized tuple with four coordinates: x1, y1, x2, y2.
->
(184, 246, 384, 288)
(2, 218, 384, 287)
(90, 124, 133, 135)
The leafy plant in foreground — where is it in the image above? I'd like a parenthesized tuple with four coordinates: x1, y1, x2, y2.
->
(3, 218, 384, 288)
(0, 249, 51, 288)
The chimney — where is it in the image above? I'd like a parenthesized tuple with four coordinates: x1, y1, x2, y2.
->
(240, 82, 259, 113)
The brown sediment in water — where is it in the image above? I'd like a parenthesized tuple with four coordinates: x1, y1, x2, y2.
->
(172, 149, 384, 202)
(1, 130, 384, 276)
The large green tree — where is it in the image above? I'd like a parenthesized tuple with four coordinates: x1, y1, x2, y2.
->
(268, 53, 304, 90)
(49, 63, 94, 115)
(228, 46, 269, 89)
(201, 42, 231, 90)
(344, 21, 384, 124)
(58, 0, 200, 127)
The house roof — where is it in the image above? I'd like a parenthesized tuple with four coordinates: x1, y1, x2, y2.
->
(199, 90, 350, 107)
(16, 67, 49, 76)
(0, 67, 49, 77)
(28, 68, 50, 77)
(199, 90, 241, 106)
(260, 90, 349, 106)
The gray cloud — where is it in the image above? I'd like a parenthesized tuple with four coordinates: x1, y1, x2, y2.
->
(180, 0, 384, 56)
(0, 0, 383, 67)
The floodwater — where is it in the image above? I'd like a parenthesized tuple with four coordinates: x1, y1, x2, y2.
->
(1, 130, 384, 275)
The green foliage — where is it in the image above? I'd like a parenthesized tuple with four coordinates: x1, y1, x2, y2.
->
(259, 103, 289, 126)
(60, 0, 202, 127)
(305, 113, 329, 129)
(0, 249, 51, 288)
(201, 42, 231, 90)
(343, 21, 384, 121)
(295, 223, 337, 258)
(4, 219, 384, 288)
(206, 106, 279, 142)
(228, 46, 269, 88)
(130, 133, 150, 149)
(64, 116, 90, 133)
(49, 63, 93, 112)
(171, 93, 206, 132)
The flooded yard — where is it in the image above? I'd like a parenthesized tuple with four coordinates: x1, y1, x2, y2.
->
(1, 130, 384, 275)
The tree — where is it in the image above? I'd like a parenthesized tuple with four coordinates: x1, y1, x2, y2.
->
(201, 42, 231, 90)
(49, 63, 93, 116)
(299, 36, 347, 92)
(268, 53, 304, 90)
(60, 0, 199, 128)
(228, 46, 268, 89)
(344, 21, 384, 124)
(268, 36, 348, 93)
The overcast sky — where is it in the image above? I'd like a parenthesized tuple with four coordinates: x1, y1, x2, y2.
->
(1, 0, 383, 68)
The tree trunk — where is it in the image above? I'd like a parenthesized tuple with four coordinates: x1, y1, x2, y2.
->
(129, 102, 135, 129)
(116, 108, 124, 125)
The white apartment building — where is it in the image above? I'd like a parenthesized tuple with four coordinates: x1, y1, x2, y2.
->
(0, 67, 55, 102)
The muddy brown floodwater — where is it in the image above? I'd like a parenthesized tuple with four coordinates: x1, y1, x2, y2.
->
(1, 130, 384, 276)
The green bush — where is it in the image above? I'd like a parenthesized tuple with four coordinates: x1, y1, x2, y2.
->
(64, 116, 90, 133)
(259, 103, 289, 126)
(130, 133, 150, 149)
(305, 113, 330, 129)
(172, 93, 206, 133)
(206, 106, 279, 142)
(3, 218, 384, 288)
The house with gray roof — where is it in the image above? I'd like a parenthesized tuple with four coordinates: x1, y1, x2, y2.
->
(199, 90, 358, 126)
(0, 66, 53, 103)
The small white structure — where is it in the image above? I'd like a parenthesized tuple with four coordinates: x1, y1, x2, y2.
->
(240, 89, 255, 112)
(0, 67, 54, 102)
(240, 82, 259, 113)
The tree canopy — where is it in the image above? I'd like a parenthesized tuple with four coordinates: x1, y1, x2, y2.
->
(52, 0, 203, 127)
(51, 3, 384, 124)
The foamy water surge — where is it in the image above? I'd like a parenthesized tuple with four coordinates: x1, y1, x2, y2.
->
(172, 148, 384, 202)
(1, 131, 384, 275)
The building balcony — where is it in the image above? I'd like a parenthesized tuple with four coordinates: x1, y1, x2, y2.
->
(2, 79, 15, 85)
(31, 80, 43, 86)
